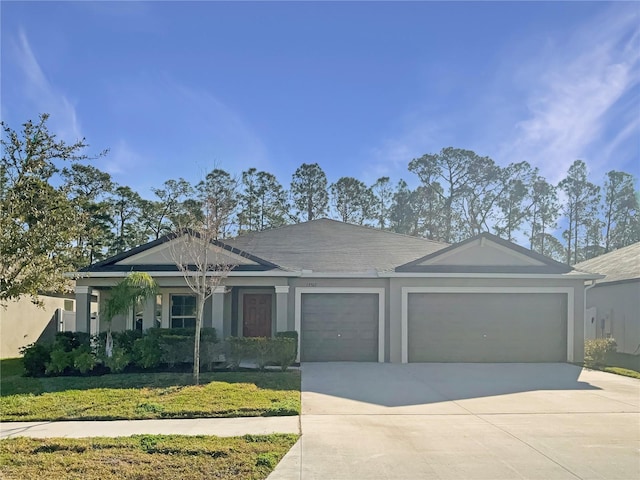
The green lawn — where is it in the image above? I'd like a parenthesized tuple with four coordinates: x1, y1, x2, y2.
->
(0, 434, 298, 480)
(1, 358, 300, 422)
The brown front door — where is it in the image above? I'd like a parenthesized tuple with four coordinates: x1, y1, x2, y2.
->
(243, 294, 272, 337)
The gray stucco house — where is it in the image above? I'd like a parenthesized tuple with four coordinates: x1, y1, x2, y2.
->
(574, 242, 640, 355)
(71, 219, 599, 363)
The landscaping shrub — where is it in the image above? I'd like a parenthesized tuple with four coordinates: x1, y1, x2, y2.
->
(159, 335, 193, 368)
(585, 338, 618, 367)
(73, 349, 97, 374)
(225, 335, 298, 371)
(53, 331, 92, 352)
(132, 335, 162, 369)
(104, 347, 131, 373)
(21, 327, 221, 377)
(20, 342, 52, 377)
(275, 331, 298, 356)
(271, 337, 297, 372)
(45, 349, 73, 375)
(226, 337, 249, 370)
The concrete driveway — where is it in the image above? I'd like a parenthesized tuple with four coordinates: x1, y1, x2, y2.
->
(271, 362, 639, 480)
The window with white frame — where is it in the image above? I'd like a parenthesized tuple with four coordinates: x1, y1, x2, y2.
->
(170, 295, 196, 328)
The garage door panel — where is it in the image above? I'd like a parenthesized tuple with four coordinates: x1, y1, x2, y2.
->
(302, 293, 378, 362)
(408, 293, 566, 363)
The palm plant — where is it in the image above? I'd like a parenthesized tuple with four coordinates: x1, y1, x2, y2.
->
(102, 272, 158, 357)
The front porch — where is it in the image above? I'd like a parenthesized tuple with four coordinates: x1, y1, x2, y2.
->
(74, 284, 291, 340)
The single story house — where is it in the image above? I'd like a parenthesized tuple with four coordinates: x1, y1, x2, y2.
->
(574, 242, 640, 355)
(70, 219, 600, 363)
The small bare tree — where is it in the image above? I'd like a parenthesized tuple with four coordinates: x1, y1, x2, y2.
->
(168, 171, 238, 385)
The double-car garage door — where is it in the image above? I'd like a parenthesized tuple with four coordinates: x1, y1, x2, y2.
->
(408, 293, 567, 362)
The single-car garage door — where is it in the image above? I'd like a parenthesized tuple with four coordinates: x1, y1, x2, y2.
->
(408, 293, 566, 362)
(302, 293, 378, 362)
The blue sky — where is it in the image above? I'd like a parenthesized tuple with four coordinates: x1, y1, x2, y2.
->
(2, 1, 638, 198)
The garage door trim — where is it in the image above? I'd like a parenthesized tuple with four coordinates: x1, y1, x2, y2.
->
(295, 287, 385, 363)
(400, 286, 575, 363)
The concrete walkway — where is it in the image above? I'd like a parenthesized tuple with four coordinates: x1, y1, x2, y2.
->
(0, 416, 300, 439)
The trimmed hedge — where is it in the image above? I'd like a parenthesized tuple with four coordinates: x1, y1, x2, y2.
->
(227, 335, 297, 372)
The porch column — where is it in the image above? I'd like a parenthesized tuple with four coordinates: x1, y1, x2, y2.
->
(212, 286, 226, 340)
(275, 286, 289, 333)
(142, 295, 156, 330)
(75, 286, 92, 333)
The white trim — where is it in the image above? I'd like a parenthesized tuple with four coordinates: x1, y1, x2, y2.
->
(275, 286, 290, 294)
(68, 270, 603, 281)
(380, 272, 600, 279)
(67, 271, 302, 278)
(75, 286, 92, 294)
(400, 286, 575, 363)
(295, 287, 386, 363)
(299, 271, 379, 278)
(213, 286, 227, 294)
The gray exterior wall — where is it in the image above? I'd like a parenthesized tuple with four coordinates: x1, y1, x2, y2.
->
(78, 274, 588, 364)
(586, 281, 640, 354)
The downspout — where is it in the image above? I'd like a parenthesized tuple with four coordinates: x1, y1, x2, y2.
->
(582, 279, 598, 363)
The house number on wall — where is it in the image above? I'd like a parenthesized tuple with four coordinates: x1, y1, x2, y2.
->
(306, 282, 317, 287)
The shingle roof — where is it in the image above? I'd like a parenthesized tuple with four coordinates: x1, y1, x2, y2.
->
(224, 218, 448, 273)
(573, 242, 640, 285)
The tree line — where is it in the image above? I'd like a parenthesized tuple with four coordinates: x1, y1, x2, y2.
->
(2, 115, 638, 302)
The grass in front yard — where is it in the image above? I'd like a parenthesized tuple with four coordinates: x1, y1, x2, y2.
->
(602, 367, 640, 379)
(0, 434, 298, 480)
(1, 358, 300, 422)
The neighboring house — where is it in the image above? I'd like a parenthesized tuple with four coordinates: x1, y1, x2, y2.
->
(574, 243, 640, 355)
(0, 293, 97, 358)
(70, 219, 599, 363)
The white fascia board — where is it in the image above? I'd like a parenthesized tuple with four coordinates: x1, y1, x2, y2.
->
(66, 271, 301, 278)
(378, 272, 602, 280)
(299, 271, 380, 278)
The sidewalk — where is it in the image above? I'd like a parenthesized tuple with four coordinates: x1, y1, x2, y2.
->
(0, 416, 300, 439)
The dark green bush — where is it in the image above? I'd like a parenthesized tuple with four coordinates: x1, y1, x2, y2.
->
(46, 349, 73, 375)
(22, 327, 220, 376)
(54, 331, 91, 352)
(132, 335, 162, 369)
(20, 342, 52, 377)
(113, 330, 144, 354)
(159, 335, 193, 368)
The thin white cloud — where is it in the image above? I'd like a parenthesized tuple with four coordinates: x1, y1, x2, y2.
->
(502, 6, 639, 183)
(101, 139, 145, 176)
(173, 82, 270, 172)
(367, 120, 442, 185)
(14, 28, 82, 142)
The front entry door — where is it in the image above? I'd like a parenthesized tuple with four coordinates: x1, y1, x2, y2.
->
(243, 294, 273, 337)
